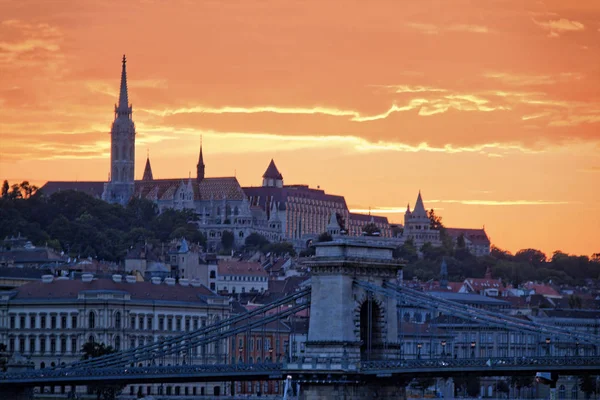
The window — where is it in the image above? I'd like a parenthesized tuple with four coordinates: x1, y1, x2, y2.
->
(20, 315, 25, 329)
(71, 338, 77, 354)
(30, 316, 35, 329)
(185, 319, 190, 332)
(115, 312, 121, 329)
(71, 315, 77, 329)
(51, 316, 56, 329)
(139, 316, 144, 330)
(193, 320, 198, 330)
(19, 337, 25, 353)
(167, 319, 173, 331)
(210, 283, 215, 290)
(40, 338, 46, 354)
(130, 338, 136, 349)
(29, 338, 35, 354)
(9, 316, 15, 329)
(50, 338, 56, 354)
(159, 317, 165, 331)
(130, 316, 136, 329)
(147, 316, 153, 330)
(88, 312, 95, 329)
(60, 337, 66, 354)
(176, 319, 181, 331)
(61, 316, 67, 329)
(210, 271, 216, 279)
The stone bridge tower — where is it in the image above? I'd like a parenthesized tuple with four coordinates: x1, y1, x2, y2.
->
(293, 239, 405, 399)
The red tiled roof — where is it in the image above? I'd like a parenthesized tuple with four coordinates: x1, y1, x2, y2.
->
(11, 278, 215, 303)
(134, 177, 244, 202)
(523, 282, 561, 297)
(218, 260, 267, 277)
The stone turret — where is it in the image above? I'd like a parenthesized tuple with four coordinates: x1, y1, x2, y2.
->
(262, 159, 283, 188)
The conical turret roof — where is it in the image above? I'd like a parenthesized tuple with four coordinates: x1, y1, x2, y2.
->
(142, 156, 153, 181)
(413, 190, 427, 216)
(263, 159, 283, 180)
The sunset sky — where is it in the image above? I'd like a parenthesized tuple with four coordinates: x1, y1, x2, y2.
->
(0, 0, 599, 257)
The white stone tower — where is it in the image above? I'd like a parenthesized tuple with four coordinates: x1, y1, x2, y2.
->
(103, 55, 136, 205)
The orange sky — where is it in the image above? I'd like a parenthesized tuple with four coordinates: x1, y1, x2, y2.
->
(0, 0, 599, 257)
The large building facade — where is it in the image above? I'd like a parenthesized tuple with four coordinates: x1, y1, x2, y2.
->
(0, 274, 231, 397)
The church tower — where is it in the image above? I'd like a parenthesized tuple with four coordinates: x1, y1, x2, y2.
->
(103, 55, 136, 204)
(197, 137, 205, 182)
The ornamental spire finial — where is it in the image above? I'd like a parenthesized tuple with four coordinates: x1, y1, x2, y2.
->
(117, 54, 129, 113)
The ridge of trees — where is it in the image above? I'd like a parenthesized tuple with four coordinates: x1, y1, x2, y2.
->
(395, 209, 600, 287)
(1, 182, 206, 262)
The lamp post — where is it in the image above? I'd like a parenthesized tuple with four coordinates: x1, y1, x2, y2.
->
(441, 340, 447, 357)
(575, 340, 579, 357)
(417, 343, 422, 360)
(545, 338, 551, 356)
(239, 346, 243, 364)
(269, 348, 273, 362)
(471, 341, 476, 358)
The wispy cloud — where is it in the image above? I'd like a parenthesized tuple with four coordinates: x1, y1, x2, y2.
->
(483, 72, 582, 86)
(406, 22, 490, 35)
(427, 199, 575, 206)
(533, 18, 585, 37)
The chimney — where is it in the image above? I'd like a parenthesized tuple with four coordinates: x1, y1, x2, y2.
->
(151, 277, 161, 285)
(125, 275, 136, 284)
(42, 275, 54, 284)
(112, 274, 122, 283)
(81, 273, 94, 283)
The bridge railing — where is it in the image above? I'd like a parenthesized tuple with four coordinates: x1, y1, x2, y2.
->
(361, 356, 600, 371)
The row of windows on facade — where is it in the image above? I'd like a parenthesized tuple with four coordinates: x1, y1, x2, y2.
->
(221, 275, 268, 282)
(219, 286, 263, 293)
(9, 312, 212, 332)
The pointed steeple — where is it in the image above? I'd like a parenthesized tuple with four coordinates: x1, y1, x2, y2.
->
(262, 159, 283, 188)
(142, 153, 153, 181)
(197, 135, 205, 182)
(115, 54, 131, 117)
(413, 190, 427, 216)
(406, 203, 411, 213)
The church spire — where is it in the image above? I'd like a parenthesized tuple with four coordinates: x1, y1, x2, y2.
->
(142, 151, 153, 181)
(115, 54, 131, 118)
(197, 135, 205, 182)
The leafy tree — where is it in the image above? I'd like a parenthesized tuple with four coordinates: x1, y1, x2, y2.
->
(1, 180, 8, 198)
(579, 375, 597, 399)
(244, 233, 270, 250)
(81, 340, 124, 400)
(511, 375, 533, 398)
(427, 209, 444, 230)
(317, 232, 333, 242)
(394, 238, 418, 263)
(221, 230, 235, 250)
(454, 375, 480, 397)
(265, 242, 296, 257)
(515, 248, 547, 266)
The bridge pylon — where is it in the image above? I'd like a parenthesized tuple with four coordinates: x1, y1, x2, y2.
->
(289, 239, 406, 399)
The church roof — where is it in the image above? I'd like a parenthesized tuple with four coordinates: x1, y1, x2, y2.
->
(262, 159, 283, 180)
(134, 177, 244, 202)
(117, 54, 129, 112)
(40, 181, 105, 198)
(348, 212, 389, 224)
(142, 157, 153, 181)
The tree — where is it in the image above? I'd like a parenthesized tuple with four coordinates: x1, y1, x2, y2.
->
(317, 232, 333, 242)
(81, 340, 124, 400)
(244, 233, 270, 250)
(511, 375, 534, 398)
(1, 180, 8, 198)
(515, 248, 547, 266)
(221, 230, 235, 251)
(427, 209, 444, 230)
(579, 375, 597, 399)
(454, 375, 480, 397)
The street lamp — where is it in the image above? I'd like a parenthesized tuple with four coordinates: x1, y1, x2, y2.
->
(575, 340, 579, 357)
(417, 343, 422, 359)
(471, 341, 476, 358)
(239, 346, 244, 364)
(545, 338, 551, 356)
(269, 347, 273, 362)
(441, 340, 447, 357)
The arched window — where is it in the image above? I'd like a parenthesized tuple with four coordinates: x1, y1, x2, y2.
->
(571, 385, 578, 399)
(234, 207, 239, 216)
(559, 384, 566, 399)
(40, 362, 45, 369)
(88, 335, 95, 344)
(239, 231, 244, 238)
(88, 312, 95, 329)
(115, 312, 121, 329)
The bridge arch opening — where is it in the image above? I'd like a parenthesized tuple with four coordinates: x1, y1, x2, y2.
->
(359, 297, 382, 360)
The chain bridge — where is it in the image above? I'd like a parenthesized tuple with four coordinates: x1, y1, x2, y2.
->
(1, 240, 599, 399)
